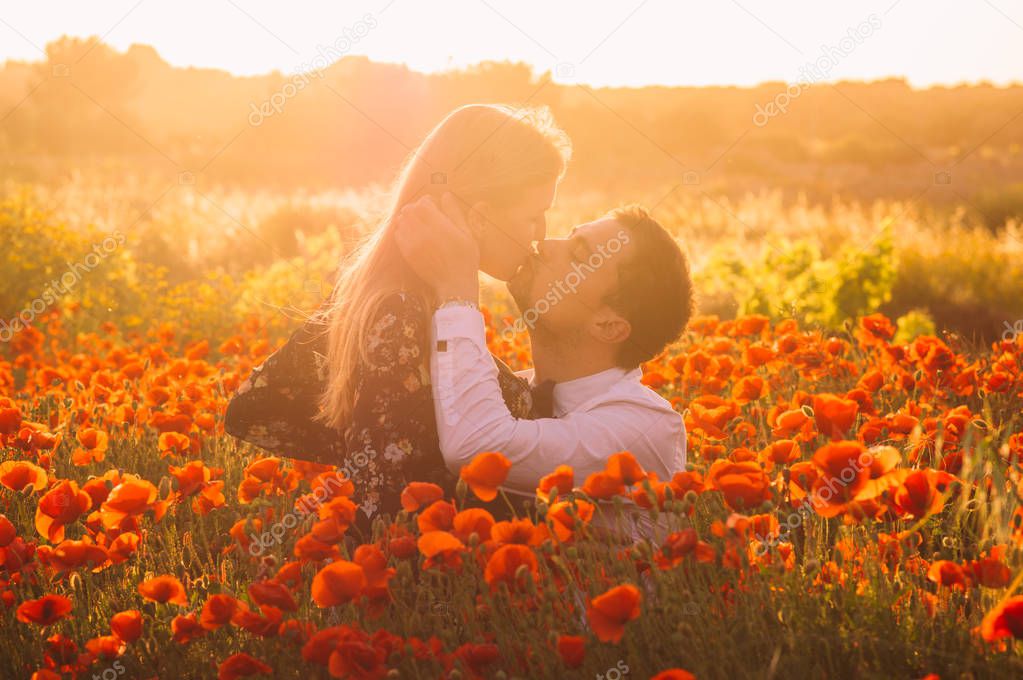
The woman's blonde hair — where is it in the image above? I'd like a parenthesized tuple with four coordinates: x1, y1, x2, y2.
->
(313, 103, 571, 431)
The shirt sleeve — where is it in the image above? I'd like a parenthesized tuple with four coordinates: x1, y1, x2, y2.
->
(429, 305, 683, 493)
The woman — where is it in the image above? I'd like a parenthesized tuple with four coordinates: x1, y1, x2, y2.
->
(225, 103, 571, 535)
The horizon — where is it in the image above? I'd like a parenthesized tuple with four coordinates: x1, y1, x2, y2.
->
(6, 36, 1023, 93)
(2, 0, 1023, 89)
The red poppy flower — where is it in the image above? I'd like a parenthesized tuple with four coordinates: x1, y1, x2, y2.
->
(981, 596, 1023, 641)
(99, 475, 160, 529)
(35, 480, 92, 542)
(650, 671, 697, 680)
(581, 470, 626, 500)
(16, 595, 73, 626)
(71, 427, 109, 466)
(311, 560, 365, 607)
(171, 613, 205, 644)
(0, 460, 48, 493)
(460, 452, 511, 502)
(218, 652, 272, 680)
(606, 452, 646, 485)
(417, 531, 465, 559)
(0, 513, 15, 547)
(892, 469, 954, 519)
(484, 544, 538, 590)
(452, 508, 495, 543)
(138, 575, 188, 606)
(809, 441, 872, 517)
(587, 584, 641, 643)
(490, 518, 544, 546)
(201, 594, 244, 630)
(39, 538, 109, 573)
(400, 481, 445, 512)
(249, 580, 298, 612)
(416, 500, 457, 533)
(110, 609, 143, 643)
(812, 393, 859, 440)
(706, 460, 771, 512)
(537, 465, 575, 499)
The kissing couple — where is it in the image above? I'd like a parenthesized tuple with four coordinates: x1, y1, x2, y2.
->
(225, 103, 694, 543)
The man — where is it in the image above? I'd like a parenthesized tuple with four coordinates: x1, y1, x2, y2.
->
(395, 194, 694, 538)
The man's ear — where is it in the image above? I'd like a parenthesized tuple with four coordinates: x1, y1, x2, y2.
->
(589, 307, 631, 345)
(466, 201, 491, 241)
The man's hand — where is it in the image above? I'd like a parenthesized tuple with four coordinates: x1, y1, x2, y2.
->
(394, 193, 480, 304)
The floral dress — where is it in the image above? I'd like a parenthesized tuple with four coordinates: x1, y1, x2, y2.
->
(224, 291, 534, 529)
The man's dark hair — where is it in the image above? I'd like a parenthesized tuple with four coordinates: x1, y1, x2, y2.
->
(603, 205, 694, 368)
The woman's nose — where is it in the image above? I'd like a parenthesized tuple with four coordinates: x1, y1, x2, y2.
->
(536, 239, 551, 259)
(533, 218, 547, 243)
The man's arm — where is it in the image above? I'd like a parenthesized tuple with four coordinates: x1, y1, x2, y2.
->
(429, 305, 684, 492)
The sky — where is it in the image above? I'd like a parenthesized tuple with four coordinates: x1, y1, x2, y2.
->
(1, 0, 1022, 88)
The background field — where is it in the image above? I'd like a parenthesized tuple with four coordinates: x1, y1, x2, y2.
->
(3, 38, 1023, 346)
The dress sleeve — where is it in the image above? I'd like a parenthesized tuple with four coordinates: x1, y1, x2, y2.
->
(224, 308, 345, 464)
(341, 292, 439, 519)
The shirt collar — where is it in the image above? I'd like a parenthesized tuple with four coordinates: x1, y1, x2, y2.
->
(525, 366, 641, 417)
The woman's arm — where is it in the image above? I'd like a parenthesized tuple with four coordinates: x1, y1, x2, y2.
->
(224, 313, 344, 464)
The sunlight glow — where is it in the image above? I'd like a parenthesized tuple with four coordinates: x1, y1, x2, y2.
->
(1, 0, 1022, 87)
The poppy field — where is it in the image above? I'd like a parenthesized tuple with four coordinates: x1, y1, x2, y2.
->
(1, 300, 1023, 680)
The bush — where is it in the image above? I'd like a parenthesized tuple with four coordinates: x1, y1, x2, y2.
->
(882, 226, 1023, 343)
(696, 224, 897, 330)
(972, 182, 1023, 232)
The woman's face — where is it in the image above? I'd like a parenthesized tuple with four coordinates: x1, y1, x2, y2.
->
(476, 179, 558, 282)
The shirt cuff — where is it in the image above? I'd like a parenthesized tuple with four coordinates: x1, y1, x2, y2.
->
(433, 305, 488, 350)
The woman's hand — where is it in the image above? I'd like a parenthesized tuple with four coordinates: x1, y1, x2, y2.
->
(394, 193, 480, 305)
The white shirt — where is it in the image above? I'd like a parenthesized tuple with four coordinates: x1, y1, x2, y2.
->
(429, 305, 687, 510)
